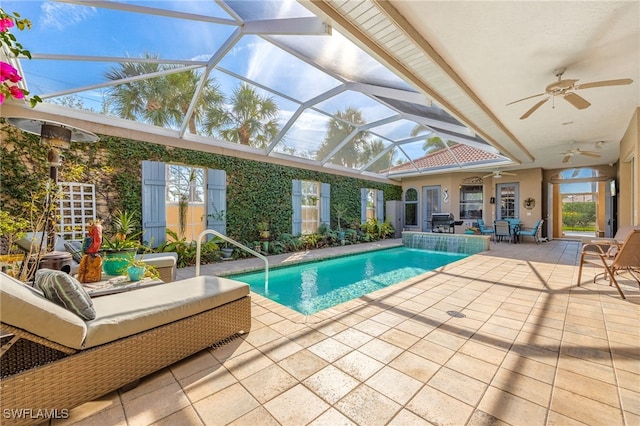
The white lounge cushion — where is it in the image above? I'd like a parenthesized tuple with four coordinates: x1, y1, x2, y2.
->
(0, 273, 88, 349)
(83, 276, 249, 348)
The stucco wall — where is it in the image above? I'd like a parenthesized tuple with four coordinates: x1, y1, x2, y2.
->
(400, 168, 543, 232)
(619, 107, 639, 226)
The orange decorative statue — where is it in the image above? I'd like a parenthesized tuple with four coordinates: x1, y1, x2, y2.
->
(77, 221, 103, 283)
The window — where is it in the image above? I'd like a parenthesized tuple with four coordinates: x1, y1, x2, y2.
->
(459, 185, 483, 219)
(165, 165, 205, 241)
(367, 189, 377, 220)
(404, 188, 418, 226)
(301, 180, 319, 234)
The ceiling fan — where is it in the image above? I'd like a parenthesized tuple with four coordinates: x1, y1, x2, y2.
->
(482, 170, 517, 179)
(507, 67, 633, 120)
(561, 147, 601, 164)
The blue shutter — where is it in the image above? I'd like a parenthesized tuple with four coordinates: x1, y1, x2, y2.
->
(320, 183, 330, 227)
(142, 160, 166, 248)
(207, 169, 227, 236)
(377, 189, 384, 222)
(361, 188, 367, 224)
(292, 180, 302, 235)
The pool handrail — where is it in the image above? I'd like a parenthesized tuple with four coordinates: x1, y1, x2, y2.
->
(195, 229, 268, 288)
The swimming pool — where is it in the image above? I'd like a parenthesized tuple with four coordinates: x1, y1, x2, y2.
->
(229, 246, 468, 315)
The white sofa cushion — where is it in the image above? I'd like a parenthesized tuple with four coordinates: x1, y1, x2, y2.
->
(0, 273, 88, 349)
(83, 276, 249, 348)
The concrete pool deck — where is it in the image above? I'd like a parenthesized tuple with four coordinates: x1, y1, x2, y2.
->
(53, 238, 639, 426)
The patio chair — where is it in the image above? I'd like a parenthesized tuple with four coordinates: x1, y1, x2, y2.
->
(494, 220, 512, 243)
(517, 219, 544, 244)
(476, 219, 495, 240)
(576, 229, 640, 299)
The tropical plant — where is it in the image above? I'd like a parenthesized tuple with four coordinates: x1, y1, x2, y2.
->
(101, 210, 143, 251)
(409, 125, 457, 154)
(208, 83, 280, 148)
(316, 107, 367, 168)
(333, 202, 348, 231)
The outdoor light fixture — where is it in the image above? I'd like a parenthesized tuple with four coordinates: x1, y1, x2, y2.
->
(5, 117, 99, 251)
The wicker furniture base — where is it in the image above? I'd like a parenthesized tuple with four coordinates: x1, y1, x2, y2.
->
(0, 295, 251, 426)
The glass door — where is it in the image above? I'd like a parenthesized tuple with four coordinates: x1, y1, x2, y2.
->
(497, 183, 519, 219)
(422, 186, 441, 231)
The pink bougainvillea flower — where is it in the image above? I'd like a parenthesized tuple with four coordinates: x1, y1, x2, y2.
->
(0, 92, 5, 104)
(8, 85, 24, 99)
(0, 61, 21, 83)
(0, 17, 14, 32)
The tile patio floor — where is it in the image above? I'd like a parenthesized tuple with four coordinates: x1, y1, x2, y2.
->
(50, 238, 639, 426)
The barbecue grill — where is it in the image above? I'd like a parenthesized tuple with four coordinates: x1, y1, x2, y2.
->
(431, 213, 463, 233)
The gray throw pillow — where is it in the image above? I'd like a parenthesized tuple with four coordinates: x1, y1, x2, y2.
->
(34, 269, 96, 320)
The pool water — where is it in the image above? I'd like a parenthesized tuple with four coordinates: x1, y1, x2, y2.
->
(229, 247, 467, 315)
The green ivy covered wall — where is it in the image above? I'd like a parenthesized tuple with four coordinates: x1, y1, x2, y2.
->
(0, 124, 401, 243)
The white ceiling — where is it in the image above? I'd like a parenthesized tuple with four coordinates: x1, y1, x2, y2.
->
(311, 0, 640, 173)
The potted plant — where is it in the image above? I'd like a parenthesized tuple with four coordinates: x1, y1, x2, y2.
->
(333, 203, 348, 245)
(257, 221, 270, 241)
(101, 210, 143, 276)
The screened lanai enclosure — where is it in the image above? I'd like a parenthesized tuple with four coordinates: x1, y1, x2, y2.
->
(1, 0, 513, 178)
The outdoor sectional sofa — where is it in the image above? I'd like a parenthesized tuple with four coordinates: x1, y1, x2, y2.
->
(0, 272, 251, 426)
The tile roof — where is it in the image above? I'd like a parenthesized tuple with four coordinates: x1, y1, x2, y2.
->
(388, 143, 505, 173)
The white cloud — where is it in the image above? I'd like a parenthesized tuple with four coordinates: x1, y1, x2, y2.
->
(40, 2, 97, 31)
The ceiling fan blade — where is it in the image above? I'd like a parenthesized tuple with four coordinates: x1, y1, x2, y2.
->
(506, 92, 546, 106)
(579, 151, 601, 158)
(562, 155, 572, 164)
(501, 172, 517, 176)
(563, 92, 591, 110)
(576, 78, 633, 90)
(482, 174, 494, 178)
(571, 168, 580, 178)
(520, 98, 549, 119)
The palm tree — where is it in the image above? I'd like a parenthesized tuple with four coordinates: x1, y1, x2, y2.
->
(360, 139, 393, 172)
(208, 83, 279, 149)
(105, 54, 224, 134)
(316, 107, 368, 168)
(410, 124, 456, 153)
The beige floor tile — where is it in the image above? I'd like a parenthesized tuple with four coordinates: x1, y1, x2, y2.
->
(287, 327, 329, 348)
(151, 406, 204, 426)
(333, 349, 385, 381)
(307, 408, 357, 426)
(406, 385, 474, 425)
(332, 327, 375, 349)
(358, 337, 404, 363)
(303, 365, 360, 404)
(352, 318, 392, 336)
(335, 384, 401, 425)
(550, 387, 625, 425)
(466, 409, 510, 426)
(428, 366, 487, 406)
(555, 368, 621, 408)
(53, 392, 122, 426)
(119, 369, 176, 403)
(308, 337, 353, 362)
(620, 387, 640, 416)
(546, 410, 590, 426)
(193, 382, 260, 425)
(258, 336, 304, 362)
(243, 325, 283, 347)
(224, 348, 274, 380)
(477, 385, 547, 426)
(378, 327, 421, 350)
(179, 364, 237, 403)
(227, 406, 280, 426)
(264, 384, 330, 425)
(458, 339, 508, 365)
(490, 367, 552, 407)
(170, 351, 221, 381)
(409, 339, 456, 365)
(241, 364, 299, 404)
(501, 352, 557, 384)
(366, 366, 423, 404)
(209, 336, 254, 362)
(388, 351, 441, 382)
(616, 369, 640, 392)
(277, 349, 329, 381)
(387, 409, 433, 425)
(122, 382, 191, 426)
(445, 352, 498, 384)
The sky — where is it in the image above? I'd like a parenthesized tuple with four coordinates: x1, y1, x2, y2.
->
(2, 0, 499, 171)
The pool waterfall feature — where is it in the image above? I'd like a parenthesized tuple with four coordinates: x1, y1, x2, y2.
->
(402, 231, 490, 254)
